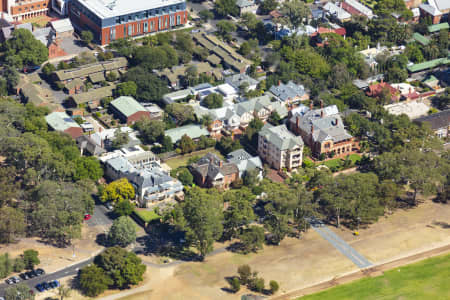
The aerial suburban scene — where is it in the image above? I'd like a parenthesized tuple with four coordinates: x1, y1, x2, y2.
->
(0, 0, 448, 299)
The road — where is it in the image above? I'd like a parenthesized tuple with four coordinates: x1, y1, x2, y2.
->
(310, 222, 372, 269)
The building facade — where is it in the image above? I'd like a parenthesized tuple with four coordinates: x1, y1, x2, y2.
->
(1, 0, 50, 21)
(189, 153, 239, 190)
(258, 124, 304, 171)
(68, 0, 188, 45)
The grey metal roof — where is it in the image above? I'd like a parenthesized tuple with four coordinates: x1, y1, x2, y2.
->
(111, 96, 147, 118)
(259, 124, 303, 150)
(430, 0, 450, 10)
(414, 109, 450, 130)
(269, 81, 306, 102)
(165, 124, 210, 143)
(45, 112, 81, 132)
(236, 0, 255, 8)
(225, 74, 258, 90)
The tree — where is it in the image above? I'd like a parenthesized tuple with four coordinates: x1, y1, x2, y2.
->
(42, 63, 56, 77)
(203, 93, 223, 109)
(177, 187, 223, 259)
(177, 168, 193, 186)
(22, 250, 39, 270)
(79, 264, 112, 297)
(0, 253, 13, 279)
(237, 264, 252, 285)
(0, 207, 25, 244)
(13, 258, 25, 273)
(74, 157, 104, 181)
(259, 0, 278, 14)
(111, 129, 130, 149)
(3, 66, 20, 92)
(223, 188, 255, 238)
(116, 81, 137, 97)
(94, 247, 146, 288)
(108, 216, 137, 247)
(161, 135, 174, 152)
(230, 277, 241, 293)
(239, 226, 265, 254)
(101, 178, 135, 203)
(278, 0, 310, 30)
(114, 200, 135, 216)
(3, 29, 48, 68)
(165, 103, 195, 125)
(243, 169, 260, 186)
(438, 29, 449, 57)
(215, 0, 239, 17)
(123, 67, 168, 103)
(249, 277, 265, 293)
(216, 20, 237, 39)
(58, 284, 72, 300)
(134, 119, 165, 144)
(179, 134, 196, 154)
(5, 283, 35, 300)
(269, 280, 280, 294)
(81, 30, 94, 45)
(199, 9, 214, 22)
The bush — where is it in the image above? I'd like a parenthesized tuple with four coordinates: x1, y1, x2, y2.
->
(249, 277, 265, 293)
(13, 258, 25, 272)
(237, 264, 252, 285)
(269, 280, 279, 294)
(230, 277, 240, 293)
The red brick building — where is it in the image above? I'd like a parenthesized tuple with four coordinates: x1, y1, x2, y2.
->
(110, 96, 150, 125)
(69, 0, 188, 45)
(189, 153, 239, 190)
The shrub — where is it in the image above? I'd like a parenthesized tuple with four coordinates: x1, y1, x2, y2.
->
(269, 280, 279, 294)
(230, 277, 240, 293)
(237, 264, 252, 285)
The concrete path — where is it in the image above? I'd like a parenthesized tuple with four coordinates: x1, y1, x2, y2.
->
(311, 224, 372, 269)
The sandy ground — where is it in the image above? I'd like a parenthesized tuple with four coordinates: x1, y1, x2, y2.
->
(0, 225, 104, 274)
(26, 200, 450, 300)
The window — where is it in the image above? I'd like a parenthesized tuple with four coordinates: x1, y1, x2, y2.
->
(165, 17, 168, 27)
(150, 21, 154, 31)
(110, 27, 116, 40)
(124, 25, 126, 36)
(177, 15, 180, 24)
(37, 4, 40, 7)
(159, 17, 162, 29)
(128, 24, 132, 35)
(115, 17, 120, 24)
(143, 22, 148, 32)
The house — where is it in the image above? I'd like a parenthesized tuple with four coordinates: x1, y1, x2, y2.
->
(366, 81, 400, 102)
(45, 112, 83, 139)
(143, 104, 164, 120)
(193, 32, 252, 73)
(342, 0, 374, 19)
(427, 22, 450, 34)
(53, 57, 127, 83)
(64, 78, 84, 95)
(1, 0, 50, 22)
(66, 84, 116, 108)
(101, 146, 183, 207)
(236, 0, 258, 15)
(189, 153, 239, 189)
(258, 124, 303, 170)
(162, 89, 194, 105)
(49, 19, 74, 38)
(225, 74, 258, 92)
(268, 81, 309, 105)
(89, 127, 141, 151)
(419, 3, 443, 24)
(407, 57, 450, 73)
(422, 75, 441, 90)
(414, 110, 450, 139)
(289, 103, 357, 159)
(323, 2, 352, 22)
(226, 149, 263, 180)
(110, 96, 151, 125)
(428, 0, 450, 20)
(68, 0, 188, 45)
(76, 135, 107, 156)
(165, 124, 210, 143)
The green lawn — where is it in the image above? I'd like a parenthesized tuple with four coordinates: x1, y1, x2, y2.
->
(299, 253, 450, 300)
(320, 154, 362, 169)
(134, 209, 161, 223)
(164, 148, 224, 169)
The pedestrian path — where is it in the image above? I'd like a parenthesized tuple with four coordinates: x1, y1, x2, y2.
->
(311, 224, 372, 268)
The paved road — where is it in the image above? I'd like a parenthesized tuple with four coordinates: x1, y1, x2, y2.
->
(0, 257, 95, 297)
(87, 204, 114, 229)
(310, 223, 372, 269)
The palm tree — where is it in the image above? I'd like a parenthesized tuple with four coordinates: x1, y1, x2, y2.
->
(58, 284, 72, 300)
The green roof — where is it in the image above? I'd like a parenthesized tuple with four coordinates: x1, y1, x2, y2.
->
(428, 23, 449, 33)
(165, 124, 210, 143)
(407, 57, 450, 73)
(423, 75, 438, 83)
(45, 112, 80, 131)
(110, 96, 146, 117)
(413, 33, 430, 46)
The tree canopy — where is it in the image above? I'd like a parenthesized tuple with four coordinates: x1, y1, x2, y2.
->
(3, 29, 48, 68)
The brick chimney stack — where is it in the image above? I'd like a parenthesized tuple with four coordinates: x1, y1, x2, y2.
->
(321, 110, 324, 118)
(309, 102, 313, 110)
(296, 116, 299, 127)
(219, 160, 223, 168)
(278, 80, 281, 86)
(320, 99, 323, 108)
(335, 118, 339, 126)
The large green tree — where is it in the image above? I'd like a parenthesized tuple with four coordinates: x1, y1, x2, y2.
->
(123, 67, 169, 103)
(3, 29, 48, 68)
(79, 264, 112, 297)
(278, 0, 310, 30)
(108, 216, 137, 247)
(0, 207, 25, 244)
(215, 0, 239, 17)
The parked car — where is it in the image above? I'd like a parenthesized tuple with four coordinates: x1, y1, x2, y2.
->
(11, 276, 20, 283)
(49, 280, 60, 289)
(26, 271, 36, 278)
(84, 213, 92, 221)
(42, 282, 50, 290)
(5, 278, 13, 284)
(19, 273, 29, 280)
(35, 268, 45, 276)
(105, 202, 113, 211)
(35, 283, 45, 292)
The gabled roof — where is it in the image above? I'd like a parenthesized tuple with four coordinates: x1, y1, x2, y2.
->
(428, 22, 450, 33)
(65, 78, 84, 90)
(165, 124, 210, 143)
(419, 3, 442, 16)
(269, 81, 306, 102)
(225, 74, 258, 90)
(45, 112, 81, 132)
(50, 19, 74, 33)
(259, 124, 303, 150)
(191, 153, 239, 179)
(54, 57, 127, 81)
(110, 96, 147, 117)
(414, 109, 450, 130)
(429, 0, 450, 11)
(413, 32, 430, 46)
(407, 57, 450, 73)
(236, 0, 255, 8)
(70, 84, 116, 104)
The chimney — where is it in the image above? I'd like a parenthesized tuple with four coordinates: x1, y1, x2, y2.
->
(219, 161, 223, 168)
(335, 118, 339, 126)
(311, 124, 314, 134)
(309, 102, 313, 110)
(320, 99, 323, 108)
(278, 80, 281, 86)
(381, 78, 383, 84)
(321, 110, 324, 118)
(296, 116, 299, 127)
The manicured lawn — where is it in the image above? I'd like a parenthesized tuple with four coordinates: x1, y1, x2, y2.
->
(134, 209, 161, 223)
(319, 154, 362, 169)
(164, 148, 224, 169)
(299, 253, 450, 300)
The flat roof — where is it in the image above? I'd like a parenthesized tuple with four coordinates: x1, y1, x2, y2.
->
(76, 0, 185, 19)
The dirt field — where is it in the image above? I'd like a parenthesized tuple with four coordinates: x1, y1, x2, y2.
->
(26, 200, 450, 300)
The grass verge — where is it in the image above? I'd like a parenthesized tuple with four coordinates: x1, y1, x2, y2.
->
(134, 209, 161, 223)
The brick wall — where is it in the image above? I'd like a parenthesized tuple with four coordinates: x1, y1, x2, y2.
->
(127, 111, 151, 125)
